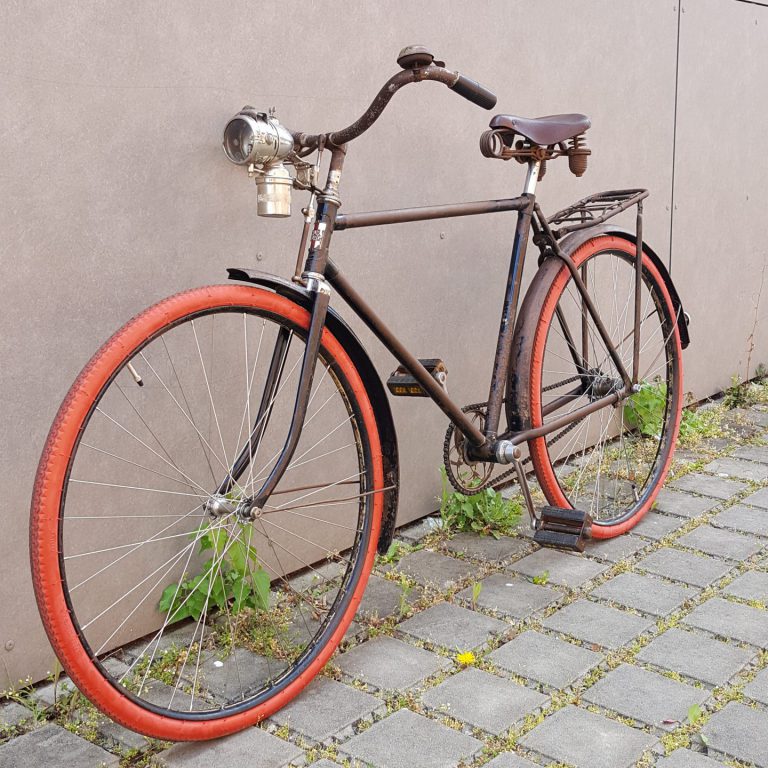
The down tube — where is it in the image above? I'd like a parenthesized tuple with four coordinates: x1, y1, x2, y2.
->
(484, 197, 535, 438)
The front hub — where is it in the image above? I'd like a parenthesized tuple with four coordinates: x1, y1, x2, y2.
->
(204, 494, 254, 520)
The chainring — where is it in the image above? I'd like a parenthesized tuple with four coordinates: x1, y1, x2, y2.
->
(442, 404, 497, 494)
(443, 398, 586, 495)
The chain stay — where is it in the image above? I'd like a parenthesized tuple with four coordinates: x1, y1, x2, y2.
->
(442, 399, 585, 495)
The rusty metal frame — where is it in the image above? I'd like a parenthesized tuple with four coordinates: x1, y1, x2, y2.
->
(274, 163, 651, 468)
(234, 57, 661, 507)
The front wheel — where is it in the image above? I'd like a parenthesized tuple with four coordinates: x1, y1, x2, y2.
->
(30, 284, 384, 740)
(510, 236, 684, 538)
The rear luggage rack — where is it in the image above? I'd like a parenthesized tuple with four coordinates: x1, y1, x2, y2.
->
(547, 189, 648, 239)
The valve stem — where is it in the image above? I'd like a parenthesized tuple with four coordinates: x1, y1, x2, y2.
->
(126, 362, 144, 387)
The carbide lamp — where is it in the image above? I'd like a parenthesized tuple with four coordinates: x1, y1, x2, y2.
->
(222, 107, 294, 217)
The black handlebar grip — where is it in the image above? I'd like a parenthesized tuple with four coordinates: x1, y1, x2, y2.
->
(450, 73, 497, 110)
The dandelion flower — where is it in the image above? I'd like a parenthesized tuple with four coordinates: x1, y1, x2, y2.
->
(455, 651, 475, 666)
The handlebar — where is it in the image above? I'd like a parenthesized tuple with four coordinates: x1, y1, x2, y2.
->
(450, 73, 498, 110)
(291, 47, 497, 151)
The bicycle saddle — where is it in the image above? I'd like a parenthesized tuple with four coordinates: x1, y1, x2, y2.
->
(489, 113, 591, 145)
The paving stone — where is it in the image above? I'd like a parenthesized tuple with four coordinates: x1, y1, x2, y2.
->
(288, 560, 344, 593)
(712, 504, 768, 536)
(286, 609, 362, 647)
(701, 701, 768, 767)
(683, 597, 768, 647)
(657, 748, 728, 767)
(268, 676, 384, 744)
(591, 572, 696, 616)
(422, 667, 548, 735)
(676, 524, 764, 561)
(670, 473, 748, 499)
(392, 549, 474, 589)
(196, 647, 284, 702)
(541, 599, 653, 649)
(306, 762, 343, 768)
(357, 574, 422, 621)
(744, 666, 768, 705)
(398, 602, 508, 651)
(397, 516, 442, 544)
(519, 704, 657, 768)
(724, 569, 768, 602)
(101, 656, 130, 679)
(336, 636, 450, 691)
(158, 725, 303, 767)
(699, 437, 736, 453)
(637, 548, 733, 587)
(28, 677, 75, 709)
(583, 663, 707, 731)
(654, 488, 720, 518)
(743, 486, 768, 509)
(704, 456, 768, 483)
(339, 708, 483, 768)
(733, 445, 768, 464)
(630, 511, 687, 540)
(731, 407, 768, 428)
(457, 574, 561, 619)
(0, 723, 119, 768)
(444, 532, 529, 563)
(584, 533, 650, 562)
(0, 700, 33, 728)
(484, 754, 539, 768)
(489, 630, 601, 689)
(637, 628, 754, 686)
(95, 717, 149, 752)
(123, 622, 198, 661)
(508, 548, 608, 587)
(141, 679, 199, 711)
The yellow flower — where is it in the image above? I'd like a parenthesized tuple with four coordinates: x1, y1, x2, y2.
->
(455, 651, 475, 666)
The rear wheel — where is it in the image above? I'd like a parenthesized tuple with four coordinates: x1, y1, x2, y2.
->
(31, 285, 384, 740)
(510, 236, 683, 538)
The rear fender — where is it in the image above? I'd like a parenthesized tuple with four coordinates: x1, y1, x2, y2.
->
(227, 268, 400, 554)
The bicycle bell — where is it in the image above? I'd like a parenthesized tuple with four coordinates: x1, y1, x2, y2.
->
(222, 107, 294, 217)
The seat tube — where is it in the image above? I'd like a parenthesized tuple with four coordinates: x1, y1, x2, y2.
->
(484, 160, 540, 439)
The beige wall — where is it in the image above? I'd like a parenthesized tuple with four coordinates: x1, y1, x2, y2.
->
(1, 0, 766, 688)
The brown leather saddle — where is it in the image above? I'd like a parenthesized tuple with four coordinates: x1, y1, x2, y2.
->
(489, 113, 590, 145)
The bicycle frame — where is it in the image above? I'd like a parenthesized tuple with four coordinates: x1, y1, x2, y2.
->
(245, 145, 644, 511)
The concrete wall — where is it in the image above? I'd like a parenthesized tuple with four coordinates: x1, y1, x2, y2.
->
(1, 0, 766, 688)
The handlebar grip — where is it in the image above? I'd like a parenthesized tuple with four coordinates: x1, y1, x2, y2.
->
(450, 73, 497, 110)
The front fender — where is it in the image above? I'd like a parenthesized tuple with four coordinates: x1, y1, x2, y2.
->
(227, 267, 400, 555)
(557, 225, 690, 349)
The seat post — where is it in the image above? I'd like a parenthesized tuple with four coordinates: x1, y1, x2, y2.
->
(523, 160, 541, 196)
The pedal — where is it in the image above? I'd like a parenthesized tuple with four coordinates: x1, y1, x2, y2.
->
(533, 506, 593, 552)
(386, 359, 447, 397)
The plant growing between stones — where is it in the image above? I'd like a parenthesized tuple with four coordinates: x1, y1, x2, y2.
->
(470, 581, 483, 608)
(723, 367, 768, 409)
(439, 467, 522, 538)
(158, 520, 270, 623)
(624, 379, 723, 446)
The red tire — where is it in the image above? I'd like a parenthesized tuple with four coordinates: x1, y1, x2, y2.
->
(510, 236, 683, 538)
(31, 285, 384, 740)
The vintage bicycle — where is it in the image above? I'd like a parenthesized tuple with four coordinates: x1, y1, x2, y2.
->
(30, 46, 688, 740)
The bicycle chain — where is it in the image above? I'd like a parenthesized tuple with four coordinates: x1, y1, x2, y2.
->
(442, 397, 585, 495)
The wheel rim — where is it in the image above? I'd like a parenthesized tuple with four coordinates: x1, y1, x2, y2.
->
(530, 247, 682, 525)
(55, 302, 375, 719)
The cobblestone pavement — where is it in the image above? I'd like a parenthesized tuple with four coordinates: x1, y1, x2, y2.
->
(2, 403, 768, 768)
